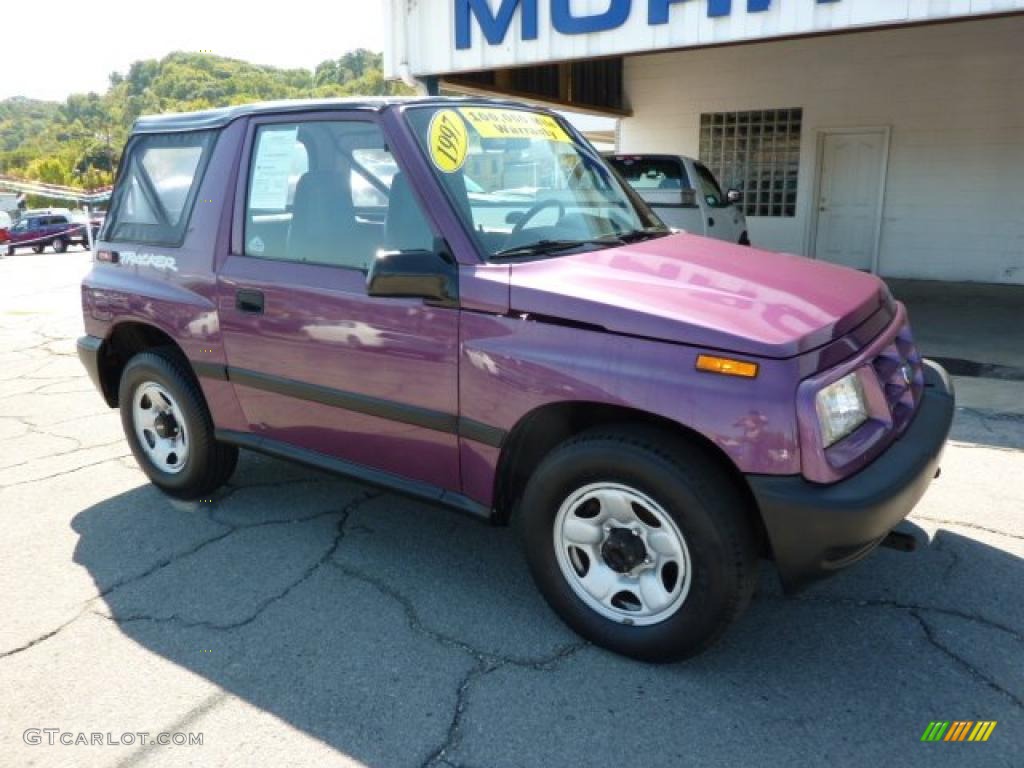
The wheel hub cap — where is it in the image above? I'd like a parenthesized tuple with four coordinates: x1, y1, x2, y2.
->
(131, 381, 188, 475)
(552, 482, 692, 626)
(601, 528, 647, 573)
(153, 411, 180, 440)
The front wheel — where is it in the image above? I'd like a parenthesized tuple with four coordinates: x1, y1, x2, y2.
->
(119, 348, 238, 498)
(519, 427, 758, 662)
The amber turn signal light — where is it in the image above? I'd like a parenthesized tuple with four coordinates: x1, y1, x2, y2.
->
(695, 354, 759, 378)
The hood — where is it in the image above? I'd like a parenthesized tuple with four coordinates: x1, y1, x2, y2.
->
(507, 233, 890, 359)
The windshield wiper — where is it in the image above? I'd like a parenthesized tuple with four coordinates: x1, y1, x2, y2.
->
(615, 227, 671, 243)
(491, 238, 623, 260)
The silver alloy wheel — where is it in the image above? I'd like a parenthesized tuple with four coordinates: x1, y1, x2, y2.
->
(553, 482, 692, 626)
(132, 381, 188, 474)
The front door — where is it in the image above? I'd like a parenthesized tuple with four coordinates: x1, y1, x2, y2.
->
(814, 130, 888, 271)
(216, 113, 460, 491)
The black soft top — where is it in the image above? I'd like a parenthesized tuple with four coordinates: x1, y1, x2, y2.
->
(130, 95, 547, 134)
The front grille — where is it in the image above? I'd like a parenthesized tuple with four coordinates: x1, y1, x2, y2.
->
(871, 323, 924, 435)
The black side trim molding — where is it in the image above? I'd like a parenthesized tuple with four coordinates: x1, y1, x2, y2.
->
(205, 364, 507, 446)
(191, 361, 228, 381)
(229, 366, 458, 434)
(215, 429, 492, 521)
(457, 417, 505, 448)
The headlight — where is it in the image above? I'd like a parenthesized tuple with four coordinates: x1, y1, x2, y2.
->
(815, 372, 868, 447)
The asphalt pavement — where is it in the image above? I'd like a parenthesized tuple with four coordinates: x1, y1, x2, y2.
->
(1, 250, 1021, 767)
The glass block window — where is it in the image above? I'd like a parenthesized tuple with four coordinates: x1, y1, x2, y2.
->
(699, 108, 802, 218)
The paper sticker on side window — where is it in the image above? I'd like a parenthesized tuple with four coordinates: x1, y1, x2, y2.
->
(249, 127, 299, 210)
(457, 108, 572, 143)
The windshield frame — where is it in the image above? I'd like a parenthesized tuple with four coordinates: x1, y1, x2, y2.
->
(399, 102, 667, 264)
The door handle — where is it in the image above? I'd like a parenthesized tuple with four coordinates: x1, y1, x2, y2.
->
(235, 289, 264, 314)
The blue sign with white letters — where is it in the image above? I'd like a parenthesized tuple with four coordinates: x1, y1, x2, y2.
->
(456, 0, 842, 50)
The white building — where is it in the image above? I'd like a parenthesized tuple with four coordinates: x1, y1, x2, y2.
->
(385, 0, 1024, 284)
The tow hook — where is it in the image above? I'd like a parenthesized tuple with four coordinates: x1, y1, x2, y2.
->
(880, 530, 918, 552)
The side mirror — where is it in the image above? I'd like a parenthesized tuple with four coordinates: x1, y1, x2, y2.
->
(366, 242, 458, 307)
(505, 211, 524, 226)
(727, 188, 743, 204)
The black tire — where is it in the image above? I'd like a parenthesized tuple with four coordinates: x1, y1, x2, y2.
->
(33, 245, 44, 254)
(119, 348, 238, 499)
(518, 426, 758, 662)
(52, 237, 67, 254)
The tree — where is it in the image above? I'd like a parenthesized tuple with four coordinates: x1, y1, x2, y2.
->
(1, 49, 406, 189)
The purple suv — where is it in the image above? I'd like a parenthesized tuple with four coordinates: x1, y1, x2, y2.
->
(78, 98, 954, 660)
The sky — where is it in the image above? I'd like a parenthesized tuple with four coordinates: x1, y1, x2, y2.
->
(1, 0, 388, 102)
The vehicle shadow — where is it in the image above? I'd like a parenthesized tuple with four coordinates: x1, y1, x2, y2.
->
(70, 451, 1023, 767)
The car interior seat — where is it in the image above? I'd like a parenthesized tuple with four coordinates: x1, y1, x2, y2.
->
(288, 170, 373, 269)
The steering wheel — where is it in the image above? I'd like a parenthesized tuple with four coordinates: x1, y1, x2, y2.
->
(512, 199, 566, 234)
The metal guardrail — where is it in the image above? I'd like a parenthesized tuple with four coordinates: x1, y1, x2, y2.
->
(0, 176, 113, 205)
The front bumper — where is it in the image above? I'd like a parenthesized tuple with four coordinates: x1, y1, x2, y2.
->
(748, 360, 955, 592)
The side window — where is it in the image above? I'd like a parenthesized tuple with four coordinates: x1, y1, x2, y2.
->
(104, 130, 215, 245)
(243, 120, 434, 271)
(694, 163, 728, 209)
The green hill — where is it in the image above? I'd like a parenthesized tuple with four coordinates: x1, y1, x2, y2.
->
(0, 50, 409, 193)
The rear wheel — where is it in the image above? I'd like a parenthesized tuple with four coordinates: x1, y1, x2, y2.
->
(52, 237, 67, 253)
(119, 348, 238, 498)
(519, 426, 758, 662)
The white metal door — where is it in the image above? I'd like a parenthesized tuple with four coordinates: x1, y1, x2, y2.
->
(814, 130, 888, 271)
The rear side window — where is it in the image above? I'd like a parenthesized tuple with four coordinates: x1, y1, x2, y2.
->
(607, 156, 695, 207)
(608, 156, 690, 191)
(104, 130, 216, 245)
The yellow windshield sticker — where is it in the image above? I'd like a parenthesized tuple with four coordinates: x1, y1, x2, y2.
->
(458, 107, 572, 143)
(428, 109, 469, 173)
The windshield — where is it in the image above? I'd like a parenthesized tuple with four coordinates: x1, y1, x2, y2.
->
(406, 105, 666, 259)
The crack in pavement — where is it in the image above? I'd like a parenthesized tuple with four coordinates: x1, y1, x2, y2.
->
(0, 613, 87, 660)
(792, 593, 1024, 644)
(94, 491, 381, 632)
(915, 515, 1024, 542)
(0, 432, 125, 473)
(420, 662, 497, 768)
(0, 452, 133, 490)
(326, 549, 588, 767)
(908, 608, 1024, 710)
(790, 593, 1023, 709)
(327, 558, 588, 671)
(0, 490, 378, 658)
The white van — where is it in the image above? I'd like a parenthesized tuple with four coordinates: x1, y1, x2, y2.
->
(606, 154, 749, 246)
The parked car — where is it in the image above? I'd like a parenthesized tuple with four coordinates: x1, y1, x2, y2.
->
(606, 154, 750, 245)
(77, 98, 954, 661)
(5, 209, 97, 255)
(0, 210, 10, 247)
